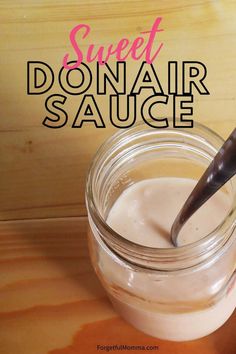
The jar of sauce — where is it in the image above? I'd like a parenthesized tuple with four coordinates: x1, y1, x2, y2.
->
(85, 122, 236, 341)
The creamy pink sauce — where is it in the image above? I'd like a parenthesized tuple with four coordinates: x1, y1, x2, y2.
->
(102, 177, 236, 341)
(107, 177, 230, 247)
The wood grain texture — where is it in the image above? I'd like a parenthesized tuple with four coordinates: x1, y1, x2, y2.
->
(1, 0, 236, 220)
(0, 217, 235, 354)
(1, 2, 235, 351)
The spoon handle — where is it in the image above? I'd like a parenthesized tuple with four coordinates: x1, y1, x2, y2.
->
(171, 128, 236, 246)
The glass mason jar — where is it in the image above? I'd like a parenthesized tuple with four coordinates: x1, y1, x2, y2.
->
(85, 121, 236, 341)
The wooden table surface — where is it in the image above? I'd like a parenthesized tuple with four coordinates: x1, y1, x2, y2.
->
(0, 217, 235, 354)
(1, 1, 236, 353)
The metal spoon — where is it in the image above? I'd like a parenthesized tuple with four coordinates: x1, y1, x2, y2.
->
(171, 128, 236, 247)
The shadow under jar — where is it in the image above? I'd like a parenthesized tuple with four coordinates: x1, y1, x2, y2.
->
(85, 121, 236, 341)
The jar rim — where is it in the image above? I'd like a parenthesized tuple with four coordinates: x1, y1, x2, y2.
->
(86, 120, 236, 270)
